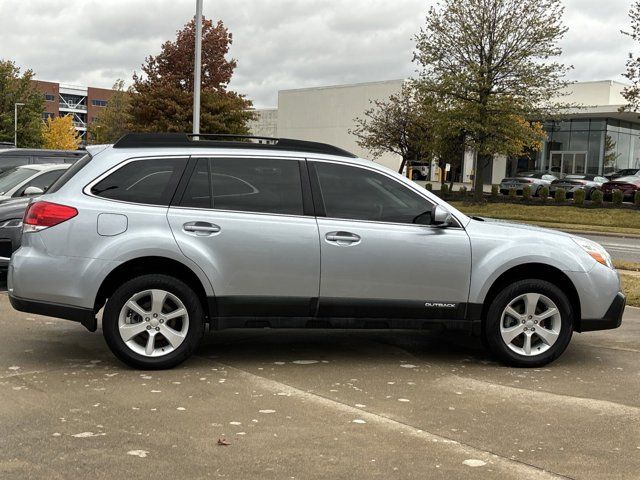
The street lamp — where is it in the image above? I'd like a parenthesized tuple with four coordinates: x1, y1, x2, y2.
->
(192, 0, 203, 136)
(14, 102, 25, 147)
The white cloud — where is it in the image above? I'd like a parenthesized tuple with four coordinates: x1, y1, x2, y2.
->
(0, 0, 635, 107)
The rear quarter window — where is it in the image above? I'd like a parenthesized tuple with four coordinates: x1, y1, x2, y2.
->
(90, 158, 187, 206)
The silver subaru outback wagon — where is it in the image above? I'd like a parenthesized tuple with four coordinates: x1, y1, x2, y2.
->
(8, 133, 625, 370)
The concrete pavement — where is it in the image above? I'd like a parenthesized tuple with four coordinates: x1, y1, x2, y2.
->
(0, 294, 638, 480)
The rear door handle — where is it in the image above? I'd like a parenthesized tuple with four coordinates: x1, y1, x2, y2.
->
(325, 231, 361, 245)
(183, 222, 221, 236)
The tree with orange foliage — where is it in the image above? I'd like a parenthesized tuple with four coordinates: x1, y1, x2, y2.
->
(42, 115, 81, 150)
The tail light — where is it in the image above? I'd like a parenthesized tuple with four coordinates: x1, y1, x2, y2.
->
(23, 201, 78, 233)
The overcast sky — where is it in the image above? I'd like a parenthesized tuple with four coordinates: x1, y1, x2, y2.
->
(0, 0, 635, 107)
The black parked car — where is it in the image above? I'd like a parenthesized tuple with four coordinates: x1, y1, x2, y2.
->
(0, 148, 84, 173)
(549, 174, 608, 199)
(0, 197, 30, 272)
(605, 168, 640, 181)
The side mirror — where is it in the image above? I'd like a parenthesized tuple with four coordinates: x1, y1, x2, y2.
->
(431, 205, 454, 227)
(23, 186, 44, 196)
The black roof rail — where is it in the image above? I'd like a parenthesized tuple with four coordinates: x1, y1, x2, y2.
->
(112, 133, 357, 158)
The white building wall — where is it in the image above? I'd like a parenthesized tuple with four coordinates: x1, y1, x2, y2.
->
(277, 80, 404, 170)
(247, 108, 278, 138)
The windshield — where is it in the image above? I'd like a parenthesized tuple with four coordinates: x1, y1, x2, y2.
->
(0, 167, 38, 195)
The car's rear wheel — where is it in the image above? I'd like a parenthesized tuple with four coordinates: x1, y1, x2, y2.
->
(484, 279, 573, 367)
(102, 274, 204, 369)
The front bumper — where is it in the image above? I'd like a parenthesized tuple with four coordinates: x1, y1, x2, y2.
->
(576, 292, 626, 332)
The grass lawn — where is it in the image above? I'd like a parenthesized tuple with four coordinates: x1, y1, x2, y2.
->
(614, 261, 640, 272)
(449, 202, 640, 236)
(621, 274, 640, 307)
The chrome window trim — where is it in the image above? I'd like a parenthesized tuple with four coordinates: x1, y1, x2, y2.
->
(307, 157, 464, 229)
(83, 155, 189, 208)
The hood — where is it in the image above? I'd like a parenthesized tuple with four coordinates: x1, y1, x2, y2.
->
(470, 216, 573, 238)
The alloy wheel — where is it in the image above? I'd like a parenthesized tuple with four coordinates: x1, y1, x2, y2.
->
(118, 289, 189, 357)
(499, 292, 561, 356)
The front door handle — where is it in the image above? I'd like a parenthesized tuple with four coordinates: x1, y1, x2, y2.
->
(183, 221, 221, 236)
(325, 231, 361, 245)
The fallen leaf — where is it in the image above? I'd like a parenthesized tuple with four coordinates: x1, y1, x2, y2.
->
(217, 438, 231, 446)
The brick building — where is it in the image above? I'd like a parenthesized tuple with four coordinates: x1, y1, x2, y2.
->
(32, 80, 115, 145)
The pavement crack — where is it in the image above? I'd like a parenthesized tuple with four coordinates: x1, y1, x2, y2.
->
(211, 359, 572, 480)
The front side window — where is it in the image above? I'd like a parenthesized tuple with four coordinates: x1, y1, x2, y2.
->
(91, 158, 186, 206)
(179, 157, 304, 215)
(0, 167, 38, 195)
(15, 169, 65, 196)
(314, 162, 432, 224)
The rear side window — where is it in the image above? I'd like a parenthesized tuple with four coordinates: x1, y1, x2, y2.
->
(91, 158, 186, 206)
(179, 157, 303, 215)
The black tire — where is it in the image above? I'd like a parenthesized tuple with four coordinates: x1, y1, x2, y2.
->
(483, 279, 573, 367)
(586, 188, 595, 200)
(102, 274, 204, 370)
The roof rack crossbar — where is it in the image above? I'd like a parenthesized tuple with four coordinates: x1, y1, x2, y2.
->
(112, 133, 357, 158)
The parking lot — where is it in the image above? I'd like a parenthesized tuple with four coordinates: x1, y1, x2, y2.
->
(0, 291, 638, 480)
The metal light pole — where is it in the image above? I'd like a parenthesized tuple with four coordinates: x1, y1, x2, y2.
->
(14, 102, 25, 147)
(192, 0, 203, 136)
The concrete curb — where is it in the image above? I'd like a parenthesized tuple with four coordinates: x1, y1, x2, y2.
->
(559, 229, 640, 239)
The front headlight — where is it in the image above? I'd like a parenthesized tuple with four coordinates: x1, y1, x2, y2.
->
(572, 237, 614, 269)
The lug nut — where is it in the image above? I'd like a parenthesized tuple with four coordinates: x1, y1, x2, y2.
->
(159, 319, 164, 324)
(531, 327, 536, 331)
(146, 326, 151, 330)
(528, 315, 533, 319)
(153, 313, 158, 318)
(534, 320, 538, 324)
(521, 320, 525, 324)
(155, 327, 160, 331)
(523, 327, 528, 331)
(145, 317, 150, 322)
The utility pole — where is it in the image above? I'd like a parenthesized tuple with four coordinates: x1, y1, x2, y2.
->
(14, 102, 24, 147)
(192, 0, 203, 136)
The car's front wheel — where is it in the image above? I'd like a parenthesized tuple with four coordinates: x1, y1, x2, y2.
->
(102, 274, 204, 369)
(484, 279, 573, 367)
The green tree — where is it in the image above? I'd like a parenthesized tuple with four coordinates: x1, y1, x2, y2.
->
(413, 0, 571, 201)
(0, 60, 44, 148)
(42, 115, 81, 150)
(129, 18, 254, 134)
(622, 1, 640, 111)
(88, 80, 132, 144)
(350, 83, 436, 174)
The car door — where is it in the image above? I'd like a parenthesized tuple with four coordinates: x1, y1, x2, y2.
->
(167, 156, 320, 319)
(310, 160, 471, 321)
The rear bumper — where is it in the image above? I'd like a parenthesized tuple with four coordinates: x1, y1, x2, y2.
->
(9, 294, 97, 332)
(576, 292, 626, 332)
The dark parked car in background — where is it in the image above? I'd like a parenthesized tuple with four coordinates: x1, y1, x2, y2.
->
(549, 174, 608, 199)
(0, 197, 30, 272)
(0, 148, 84, 173)
(499, 171, 558, 196)
(601, 176, 640, 201)
(605, 168, 640, 181)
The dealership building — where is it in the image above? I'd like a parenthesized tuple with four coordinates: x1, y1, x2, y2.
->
(249, 79, 640, 183)
(32, 80, 115, 145)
